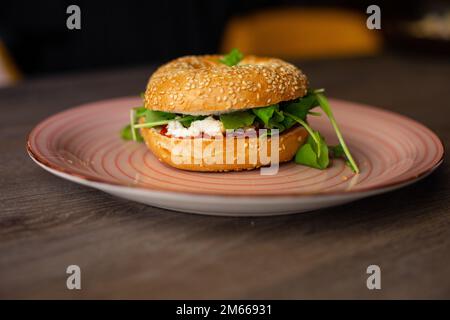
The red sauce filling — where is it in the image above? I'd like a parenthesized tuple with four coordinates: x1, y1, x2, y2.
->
(160, 125, 168, 136)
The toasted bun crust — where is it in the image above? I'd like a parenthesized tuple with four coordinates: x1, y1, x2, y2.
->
(141, 126, 308, 172)
(144, 55, 308, 115)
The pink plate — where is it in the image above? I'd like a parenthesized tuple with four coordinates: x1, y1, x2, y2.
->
(27, 97, 444, 216)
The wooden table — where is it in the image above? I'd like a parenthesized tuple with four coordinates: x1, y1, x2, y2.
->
(0, 54, 449, 299)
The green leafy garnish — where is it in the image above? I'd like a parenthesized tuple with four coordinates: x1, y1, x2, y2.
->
(181, 115, 207, 127)
(314, 92, 359, 173)
(283, 111, 323, 157)
(295, 131, 329, 169)
(273, 109, 285, 122)
(284, 95, 317, 119)
(329, 144, 345, 158)
(121, 124, 144, 142)
(121, 106, 146, 142)
(144, 110, 176, 123)
(252, 105, 277, 126)
(219, 48, 243, 67)
(133, 114, 197, 129)
(121, 107, 180, 141)
(252, 104, 289, 135)
(279, 97, 315, 130)
(134, 106, 147, 117)
(283, 89, 359, 173)
(329, 144, 355, 172)
(132, 109, 188, 129)
(219, 111, 255, 129)
(268, 119, 285, 132)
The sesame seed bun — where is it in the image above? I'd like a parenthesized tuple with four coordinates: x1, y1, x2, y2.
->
(144, 55, 308, 115)
(140, 126, 308, 172)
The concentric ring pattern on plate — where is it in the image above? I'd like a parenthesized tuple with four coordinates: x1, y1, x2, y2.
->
(27, 97, 444, 197)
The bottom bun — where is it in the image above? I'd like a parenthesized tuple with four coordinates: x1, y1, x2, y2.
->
(141, 126, 308, 172)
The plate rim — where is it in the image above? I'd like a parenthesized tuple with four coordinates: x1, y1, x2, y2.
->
(26, 96, 445, 199)
(27, 151, 442, 203)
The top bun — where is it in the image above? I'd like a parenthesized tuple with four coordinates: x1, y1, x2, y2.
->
(144, 55, 308, 115)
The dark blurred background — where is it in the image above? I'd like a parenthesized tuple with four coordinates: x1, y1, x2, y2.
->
(0, 0, 448, 85)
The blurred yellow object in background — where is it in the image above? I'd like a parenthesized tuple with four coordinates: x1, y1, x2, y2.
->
(221, 7, 383, 59)
(0, 40, 20, 87)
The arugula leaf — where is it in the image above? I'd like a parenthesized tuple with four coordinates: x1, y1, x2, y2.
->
(252, 104, 289, 134)
(295, 132, 329, 169)
(283, 111, 322, 156)
(281, 115, 296, 130)
(134, 106, 147, 118)
(279, 95, 317, 129)
(314, 92, 359, 173)
(121, 124, 144, 142)
(219, 111, 255, 129)
(219, 48, 243, 67)
(329, 144, 356, 173)
(273, 109, 285, 122)
(127, 107, 148, 142)
(329, 144, 345, 158)
(282, 94, 318, 120)
(268, 119, 285, 132)
(182, 115, 206, 127)
(252, 105, 277, 126)
(131, 109, 178, 131)
(144, 110, 177, 123)
(134, 115, 196, 129)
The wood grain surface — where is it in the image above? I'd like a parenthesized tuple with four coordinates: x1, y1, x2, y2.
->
(0, 55, 449, 299)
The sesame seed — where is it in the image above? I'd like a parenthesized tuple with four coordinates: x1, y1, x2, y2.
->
(145, 55, 306, 113)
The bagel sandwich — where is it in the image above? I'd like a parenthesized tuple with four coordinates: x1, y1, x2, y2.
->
(122, 49, 360, 173)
